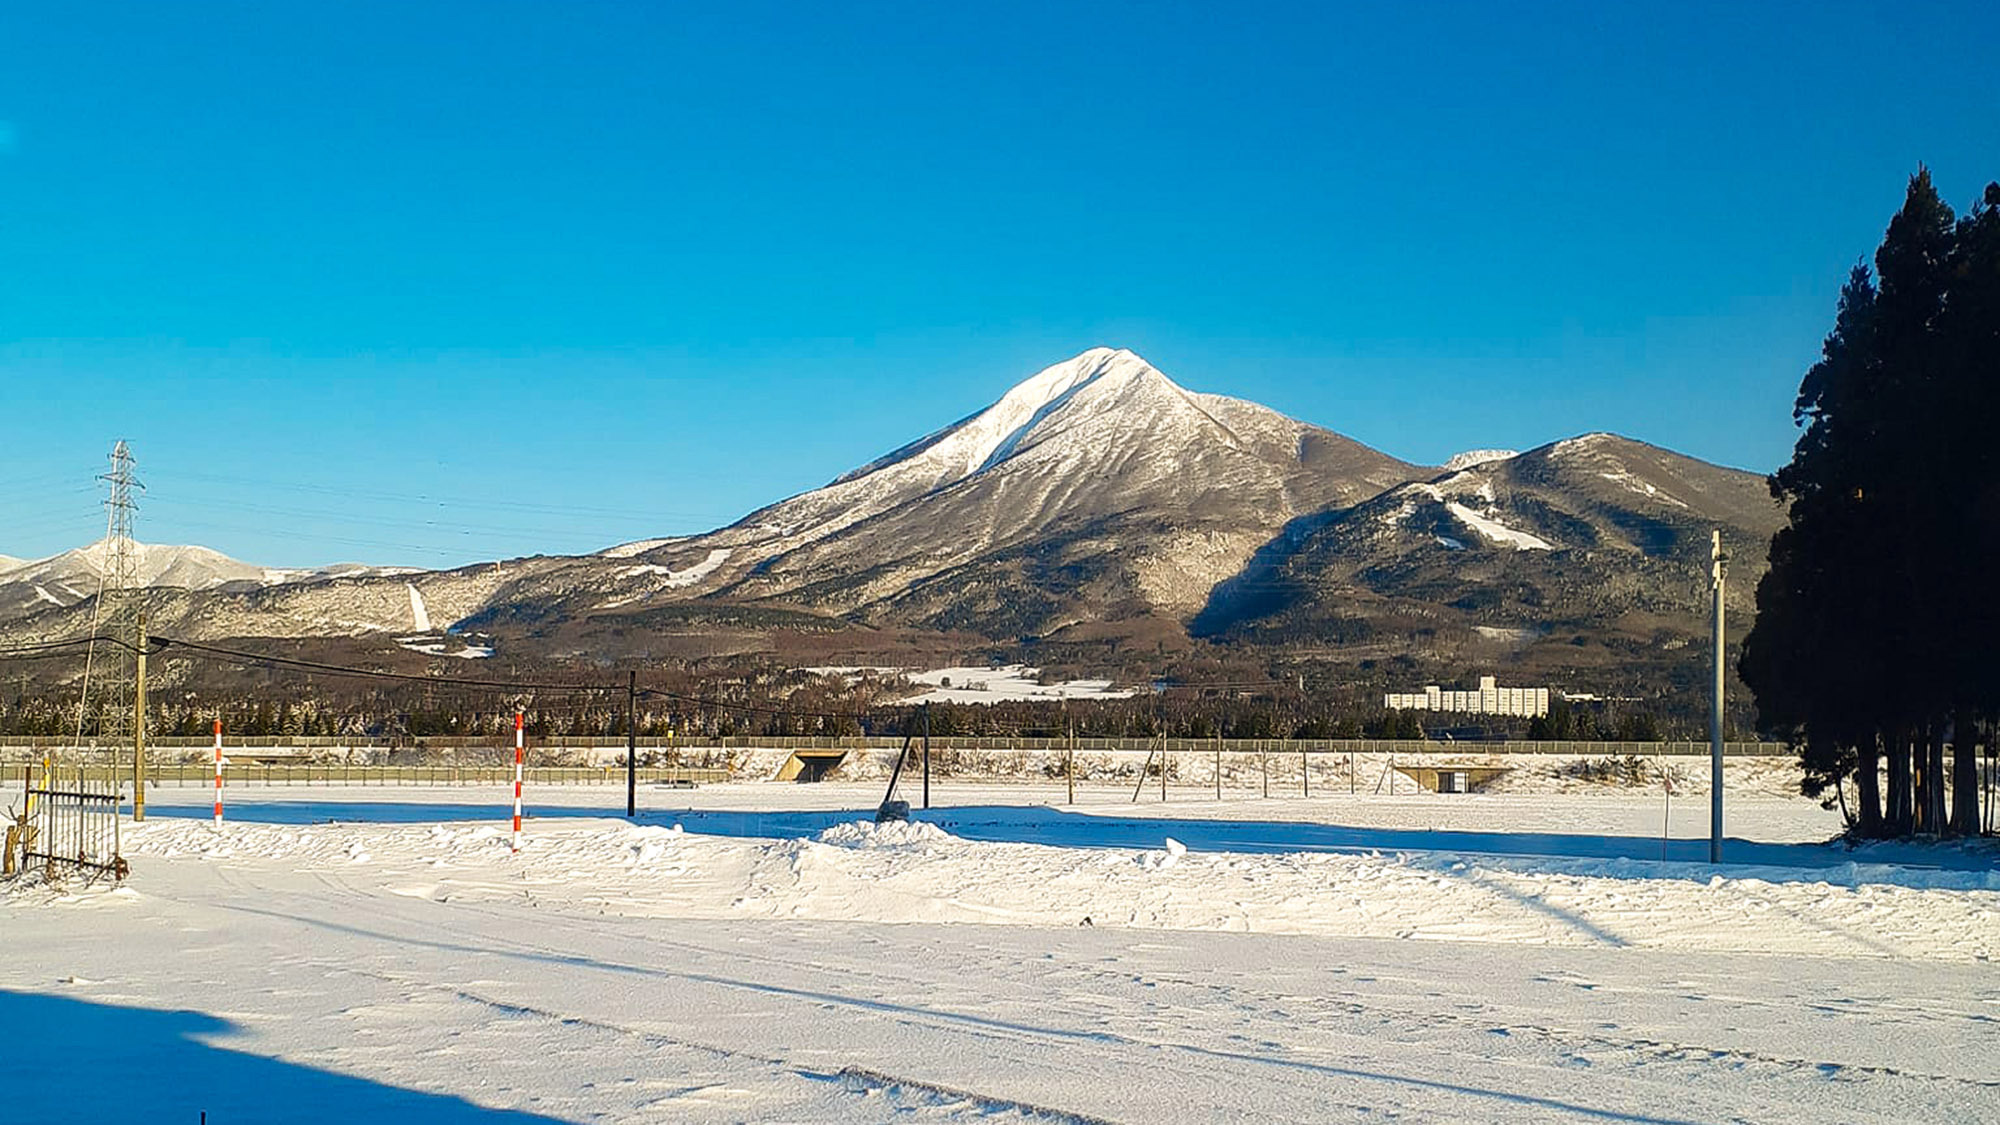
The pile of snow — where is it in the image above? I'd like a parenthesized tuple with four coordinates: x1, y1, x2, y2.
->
(1136, 836, 1188, 870)
(817, 820, 953, 848)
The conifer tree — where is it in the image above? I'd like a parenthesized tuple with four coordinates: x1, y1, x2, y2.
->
(1746, 169, 1996, 839)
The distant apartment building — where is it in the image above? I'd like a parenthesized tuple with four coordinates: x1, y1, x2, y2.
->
(1384, 675, 1550, 718)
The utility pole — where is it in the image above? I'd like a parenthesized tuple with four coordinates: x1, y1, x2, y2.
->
(133, 612, 147, 822)
(1064, 700, 1074, 805)
(626, 670, 637, 818)
(921, 702, 931, 810)
(1710, 529, 1726, 865)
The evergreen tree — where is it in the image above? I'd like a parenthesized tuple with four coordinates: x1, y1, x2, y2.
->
(1745, 169, 1996, 839)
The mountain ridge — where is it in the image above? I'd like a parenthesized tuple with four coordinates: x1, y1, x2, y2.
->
(0, 350, 1779, 690)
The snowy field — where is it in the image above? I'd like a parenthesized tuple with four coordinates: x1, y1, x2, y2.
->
(3, 780, 1997, 1123)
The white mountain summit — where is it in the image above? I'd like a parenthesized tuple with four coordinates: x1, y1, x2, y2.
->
(459, 347, 1428, 639)
(619, 347, 1424, 626)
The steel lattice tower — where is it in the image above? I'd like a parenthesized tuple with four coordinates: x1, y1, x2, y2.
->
(88, 441, 144, 742)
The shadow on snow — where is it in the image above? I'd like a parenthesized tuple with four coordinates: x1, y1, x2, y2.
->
(0, 989, 570, 1124)
(648, 804, 1999, 886)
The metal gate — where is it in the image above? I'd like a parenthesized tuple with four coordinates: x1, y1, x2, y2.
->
(11, 765, 126, 881)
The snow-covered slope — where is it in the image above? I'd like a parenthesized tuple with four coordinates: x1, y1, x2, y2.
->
(0, 539, 420, 619)
(646, 348, 1423, 627)
(444, 347, 1427, 639)
(729, 348, 1326, 550)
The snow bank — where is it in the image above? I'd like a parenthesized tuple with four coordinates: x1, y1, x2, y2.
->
(64, 800, 1993, 965)
(818, 819, 953, 848)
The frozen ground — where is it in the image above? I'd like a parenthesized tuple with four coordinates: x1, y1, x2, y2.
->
(3, 781, 1997, 1122)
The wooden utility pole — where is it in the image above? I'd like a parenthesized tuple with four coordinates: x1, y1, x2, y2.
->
(133, 612, 147, 821)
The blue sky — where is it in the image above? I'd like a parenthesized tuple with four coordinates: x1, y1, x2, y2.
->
(3, 2, 1996, 567)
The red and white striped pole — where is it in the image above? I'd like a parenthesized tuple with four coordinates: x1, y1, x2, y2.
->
(511, 711, 525, 854)
(212, 719, 224, 829)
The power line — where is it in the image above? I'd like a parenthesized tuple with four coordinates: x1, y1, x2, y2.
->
(145, 636, 884, 724)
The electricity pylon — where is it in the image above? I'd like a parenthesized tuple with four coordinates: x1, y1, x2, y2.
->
(69, 441, 146, 790)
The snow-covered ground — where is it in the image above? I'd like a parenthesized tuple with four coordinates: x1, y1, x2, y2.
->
(804, 662, 1136, 703)
(3, 781, 1996, 1122)
(899, 665, 1135, 703)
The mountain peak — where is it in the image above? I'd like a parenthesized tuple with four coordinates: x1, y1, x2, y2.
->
(1441, 449, 1518, 473)
(828, 348, 1175, 490)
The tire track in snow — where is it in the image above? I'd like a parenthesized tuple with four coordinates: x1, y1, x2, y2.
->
(335, 965, 1120, 1125)
(261, 873, 2000, 1117)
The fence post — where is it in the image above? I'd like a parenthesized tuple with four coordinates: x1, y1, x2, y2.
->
(212, 720, 223, 830)
(512, 712, 524, 854)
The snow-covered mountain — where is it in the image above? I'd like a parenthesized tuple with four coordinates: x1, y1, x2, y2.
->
(0, 350, 1782, 674)
(449, 348, 1425, 638)
(1194, 433, 1785, 672)
(0, 540, 419, 618)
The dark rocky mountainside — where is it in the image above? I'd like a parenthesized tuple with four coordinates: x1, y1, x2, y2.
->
(1195, 434, 1784, 691)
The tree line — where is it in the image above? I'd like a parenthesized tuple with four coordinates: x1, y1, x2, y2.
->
(0, 684, 1675, 744)
(1742, 169, 1999, 838)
